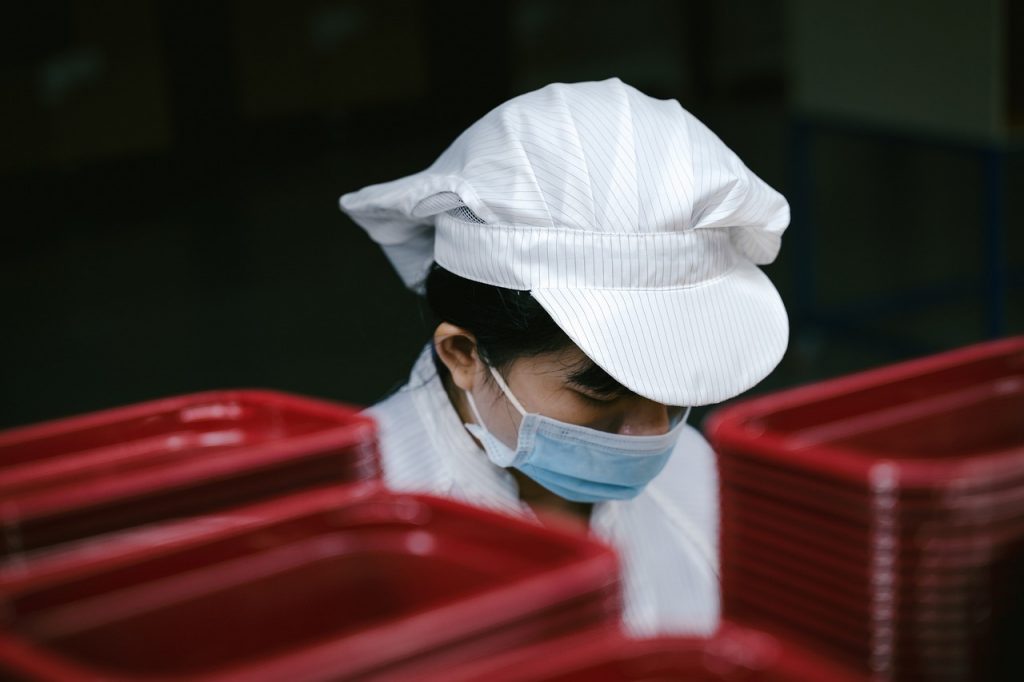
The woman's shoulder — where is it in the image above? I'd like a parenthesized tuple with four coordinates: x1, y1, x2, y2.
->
(363, 383, 448, 492)
(606, 424, 720, 637)
(646, 423, 719, 549)
(363, 383, 415, 428)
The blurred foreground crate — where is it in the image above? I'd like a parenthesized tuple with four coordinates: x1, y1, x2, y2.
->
(420, 622, 864, 682)
(0, 390, 380, 560)
(0, 483, 619, 681)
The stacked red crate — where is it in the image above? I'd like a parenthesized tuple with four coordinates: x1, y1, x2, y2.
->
(707, 337, 1024, 681)
(417, 622, 865, 682)
(0, 484, 620, 681)
(0, 390, 380, 559)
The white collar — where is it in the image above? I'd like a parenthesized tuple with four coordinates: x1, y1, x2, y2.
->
(406, 343, 529, 517)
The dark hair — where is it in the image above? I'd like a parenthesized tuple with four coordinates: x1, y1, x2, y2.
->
(423, 262, 629, 398)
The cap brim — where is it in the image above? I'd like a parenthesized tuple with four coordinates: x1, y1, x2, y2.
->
(531, 258, 788, 406)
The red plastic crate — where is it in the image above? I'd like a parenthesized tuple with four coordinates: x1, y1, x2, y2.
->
(0, 390, 380, 559)
(0, 484, 621, 681)
(707, 336, 1024, 490)
(706, 337, 1024, 681)
(416, 622, 866, 682)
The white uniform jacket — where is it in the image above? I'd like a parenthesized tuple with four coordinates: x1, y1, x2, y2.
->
(364, 343, 720, 637)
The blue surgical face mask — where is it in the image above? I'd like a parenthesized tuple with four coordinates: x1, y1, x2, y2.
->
(463, 364, 691, 503)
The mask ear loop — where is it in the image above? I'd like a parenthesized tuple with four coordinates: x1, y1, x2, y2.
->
(463, 364, 526, 434)
(486, 365, 528, 417)
(670, 405, 693, 429)
(463, 387, 491, 430)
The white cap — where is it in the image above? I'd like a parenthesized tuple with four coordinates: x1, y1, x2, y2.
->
(339, 77, 789, 406)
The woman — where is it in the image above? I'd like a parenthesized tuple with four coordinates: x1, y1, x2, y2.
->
(339, 77, 789, 637)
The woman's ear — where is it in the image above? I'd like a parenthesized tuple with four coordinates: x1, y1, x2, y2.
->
(433, 323, 482, 392)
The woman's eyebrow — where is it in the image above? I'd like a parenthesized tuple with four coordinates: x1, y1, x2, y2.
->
(565, 360, 632, 397)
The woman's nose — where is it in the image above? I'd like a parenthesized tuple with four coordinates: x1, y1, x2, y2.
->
(617, 399, 672, 436)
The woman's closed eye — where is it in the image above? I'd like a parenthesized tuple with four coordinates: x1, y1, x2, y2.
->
(565, 359, 632, 402)
(573, 388, 620, 405)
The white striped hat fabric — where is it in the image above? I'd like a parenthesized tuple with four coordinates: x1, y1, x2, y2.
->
(339, 77, 789, 406)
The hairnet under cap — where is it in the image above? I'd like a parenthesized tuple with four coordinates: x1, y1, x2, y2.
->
(339, 77, 789, 406)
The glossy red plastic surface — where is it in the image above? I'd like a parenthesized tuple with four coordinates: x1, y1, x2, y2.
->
(417, 622, 865, 682)
(707, 336, 1024, 490)
(0, 484, 620, 681)
(0, 390, 380, 557)
(707, 337, 1024, 680)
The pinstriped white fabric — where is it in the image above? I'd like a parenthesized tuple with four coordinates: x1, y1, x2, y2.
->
(533, 261, 786, 406)
(340, 77, 789, 407)
(434, 218, 739, 289)
(366, 344, 719, 637)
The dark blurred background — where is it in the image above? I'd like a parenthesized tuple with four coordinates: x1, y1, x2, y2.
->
(1, 0, 1021, 430)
